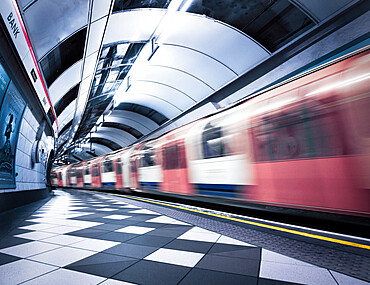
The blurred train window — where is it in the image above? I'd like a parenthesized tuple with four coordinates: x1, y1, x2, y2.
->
(202, 122, 225, 159)
(76, 169, 83, 179)
(164, 145, 180, 169)
(103, 160, 114, 173)
(58, 173, 62, 180)
(116, 159, 122, 174)
(141, 147, 155, 167)
(51, 172, 57, 179)
(252, 98, 345, 162)
(84, 165, 90, 175)
(130, 160, 137, 172)
(92, 165, 99, 177)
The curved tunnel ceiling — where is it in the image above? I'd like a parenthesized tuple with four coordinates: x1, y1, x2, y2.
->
(18, 0, 360, 159)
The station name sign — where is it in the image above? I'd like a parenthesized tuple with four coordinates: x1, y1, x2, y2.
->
(7, 12, 20, 39)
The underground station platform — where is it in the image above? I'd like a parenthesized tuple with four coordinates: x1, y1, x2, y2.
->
(0, 189, 368, 285)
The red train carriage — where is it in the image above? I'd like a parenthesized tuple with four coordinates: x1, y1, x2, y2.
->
(158, 123, 195, 195)
(90, 157, 103, 188)
(51, 47, 370, 218)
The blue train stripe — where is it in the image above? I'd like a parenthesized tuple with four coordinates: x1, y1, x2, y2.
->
(198, 189, 237, 198)
(140, 182, 159, 190)
(102, 182, 115, 187)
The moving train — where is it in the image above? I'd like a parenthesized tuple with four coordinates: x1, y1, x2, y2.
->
(51, 46, 370, 218)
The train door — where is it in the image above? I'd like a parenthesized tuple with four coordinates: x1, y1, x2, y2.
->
(114, 158, 123, 189)
(91, 163, 102, 188)
(101, 158, 116, 188)
(161, 143, 192, 194)
(84, 163, 91, 187)
(122, 150, 131, 189)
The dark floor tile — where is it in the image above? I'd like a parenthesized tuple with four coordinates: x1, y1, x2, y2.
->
(179, 268, 258, 285)
(5, 228, 31, 236)
(126, 235, 174, 247)
(146, 229, 186, 238)
(0, 236, 31, 249)
(97, 232, 138, 243)
(124, 215, 157, 222)
(208, 244, 261, 260)
(160, 225, 193, 231)
(65, 252, 138, 278)
(112, 260, 191, 285)
(0, 252, 21, 266)
(89, 224, 127, 231)
(196, 254, 260, 277)
(103, 243, 159, 259)
(134, 222, 168, 229)
(68, 228, 108, 238)
(258, 277, 301, 284)
(164, 239, 214, 253)
(103, 220, 140, 226)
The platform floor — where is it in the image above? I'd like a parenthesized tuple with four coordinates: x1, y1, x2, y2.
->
(0, 189, 368, 284)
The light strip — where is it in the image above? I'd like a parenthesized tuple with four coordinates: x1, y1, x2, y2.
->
(11, 0, 58, 132)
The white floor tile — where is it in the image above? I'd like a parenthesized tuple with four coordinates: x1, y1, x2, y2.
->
(261, 249, 316, 267)
(41, 225, 82, 234)
(177, 227, 220, 243)
(29, 246, 96, 267)
(330, 270, 370, 285)
(112, 201, 128, 205)
(259, 260, 337, 284)
(0, 259, 57, 284)
(96, 208, 116, 212)
(18, 224, 59, 231)
(103, 215, 132, 220)
(65, 220, 102, 228)
(70, 238, 120, 252)
(144, 248, 204, 267)
(22, 268, 106, 285)
(115, 226, 155, 235)
(216, 235, 256, 247)
(145, 216, 190, 225)
(129, 209, 160, 215)
(119, 204, 140, 208)
(0, 241, 61, 258)
(14, 231, 59, 241)
(42, 235, 88, 246)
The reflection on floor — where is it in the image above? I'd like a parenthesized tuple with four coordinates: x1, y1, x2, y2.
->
(0, 189, 367, 284)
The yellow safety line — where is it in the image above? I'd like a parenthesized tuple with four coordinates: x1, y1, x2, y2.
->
(104, 193, 370, 250)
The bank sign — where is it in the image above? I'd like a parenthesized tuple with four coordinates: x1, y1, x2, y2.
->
(0, 0, 58, 132)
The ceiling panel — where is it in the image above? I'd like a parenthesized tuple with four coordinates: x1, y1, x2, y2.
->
(158, 13, 269, 75)
(91, 129, 131, 147)
(56, 100, 76, 131)
(82, 51, 99, 80)
(126, 80, 195, 110)
(118, 93, 181, 118)
(24, 0, 89, 58)
(92, 0, 113, 22)
(109, 110, 159, 133)
(86, 17, 107, 57)
(148, 44, 236, 90)
(294, 0, 355, 22)
(96, 126, 136, 144)
(104, 10, 166, 44)
(48, 60, 82, 106)
(130, 65, 213, 101)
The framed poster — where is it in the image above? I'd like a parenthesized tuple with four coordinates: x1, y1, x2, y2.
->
(0, 81, 26, 188)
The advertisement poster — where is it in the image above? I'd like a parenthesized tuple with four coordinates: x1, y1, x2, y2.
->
(0, 62, 10, 105)
(0, 81, 26, 188)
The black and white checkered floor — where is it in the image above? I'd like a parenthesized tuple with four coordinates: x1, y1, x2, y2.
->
(0, 189, 368, 284)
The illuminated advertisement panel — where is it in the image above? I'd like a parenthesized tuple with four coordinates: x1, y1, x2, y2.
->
(0, 63, 26, 188)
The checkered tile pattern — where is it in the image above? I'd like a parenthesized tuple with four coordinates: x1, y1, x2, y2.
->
(0, 189, 367, 285)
